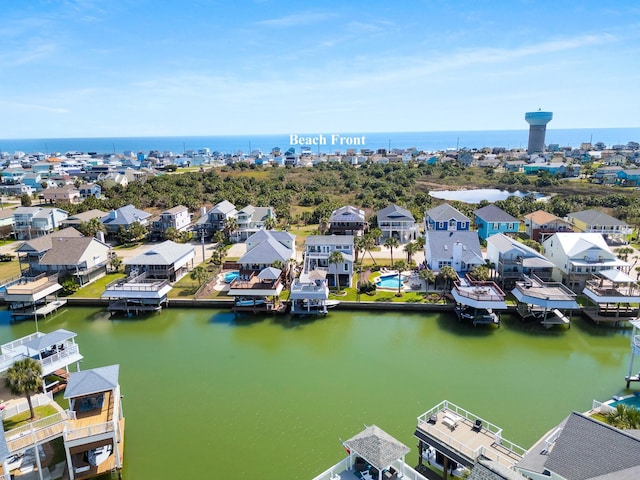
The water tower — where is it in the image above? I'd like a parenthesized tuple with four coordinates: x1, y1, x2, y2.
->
(525, 110, 553, 153)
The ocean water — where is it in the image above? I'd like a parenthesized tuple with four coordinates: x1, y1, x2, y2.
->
(0, 127, 638, 156)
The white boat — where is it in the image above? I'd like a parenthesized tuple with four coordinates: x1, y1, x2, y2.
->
(6, 453, 24, 471)
(88, 444, 113, 466)
(235, 298, 266, 307)
(325, 300, 340, 309)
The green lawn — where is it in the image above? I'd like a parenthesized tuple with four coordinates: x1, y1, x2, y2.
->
(71, 273, 126, 298)
(3, 404, 59, 431)
(0, 259, 21, 281)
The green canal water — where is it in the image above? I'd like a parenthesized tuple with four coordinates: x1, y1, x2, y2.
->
(0, 307, 634, 479)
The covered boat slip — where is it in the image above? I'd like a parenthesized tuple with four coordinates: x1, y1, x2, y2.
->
(625, 318, 640, 388)
(4, 274, 66, 319)
(452, 278, 506, 327)
(415, 401, 525, 471)
(511, 275, 578, 327)
(102, 272, 172, 314)
(582, 269, 640, 324)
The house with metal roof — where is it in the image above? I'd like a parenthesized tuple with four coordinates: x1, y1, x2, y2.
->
(376, 204, 419, 243)
(474, 205, 520, 241)
(424, 231, 484, 273)
(425, 203, 471, 232)
(566, 209, 632, 244)
(486, 233, 554, 288)
(616, 168, 640, 186)
(63, 365, 125, 480)
(124, 240, 195, 282)
(100, 204, 151, 236)
(303, 235, 355, 288)
(328, 205, 368, 236)
(541, 232, 630, 292)
(523, 210, 573, 243)
(516, 412, 640, 480)
(237, 230, 295, 272)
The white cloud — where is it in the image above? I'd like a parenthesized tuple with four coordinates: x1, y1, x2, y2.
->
(255, 11, 336, 27)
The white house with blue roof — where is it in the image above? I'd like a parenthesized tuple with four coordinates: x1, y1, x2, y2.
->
(124, 240, 195, 282)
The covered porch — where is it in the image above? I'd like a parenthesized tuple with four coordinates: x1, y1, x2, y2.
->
(582, 269, 640, 324)
(511, 275, 578, 328)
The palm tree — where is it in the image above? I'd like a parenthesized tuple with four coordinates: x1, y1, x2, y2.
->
(394, 259, 408, 296)
(471, 264, 490, 281)
(362, 233, 378, 266)
(190, 265, 208, 286)
(224, 217, 238, 242)
(414, 235, 425, 250)
(5, 358, 42, 420)
(404, 241, 418, 264)
(484, 259, 496, 280)
(384, 237, 399, 269)
(264, 216, 277, 230)
(419, 268, 436, 292)
(328, 251, 345, 291)
(438, 266, 458, 291)
(353, 236, 365, 267)
(110, 255, 122, 273)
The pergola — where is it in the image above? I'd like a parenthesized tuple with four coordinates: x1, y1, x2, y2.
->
(343, 425, 410, 480)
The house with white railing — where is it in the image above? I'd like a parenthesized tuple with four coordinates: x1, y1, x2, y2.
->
(0, 329, 83, 394)
(415, 400, 526, 474)
(63, 365, 124, 480)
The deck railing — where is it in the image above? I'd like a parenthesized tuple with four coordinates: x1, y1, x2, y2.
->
(592, 399, 616, 414)
(5, 411, 67, 452)
(40, 343, 80, 369)
(417, 400, 526, 463)
(64, 420, 115, 442)
(310, 457, 350, 480)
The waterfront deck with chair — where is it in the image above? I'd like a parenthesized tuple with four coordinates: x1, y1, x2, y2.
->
(415, 400, 525, 471)
(512, 275, 578, 327)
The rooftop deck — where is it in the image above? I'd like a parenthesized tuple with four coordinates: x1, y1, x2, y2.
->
(415, 400, 525, 470)
(102, 272, 171, 300)
(311, 456, 428, 480)
(228, 275, 283, 297)
(512, 275, 578, 309)
(452, 279, 507, 310)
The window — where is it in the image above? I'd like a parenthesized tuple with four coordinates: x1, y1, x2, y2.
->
(493, 223, 499, 230)
(344, 263, 348, 271)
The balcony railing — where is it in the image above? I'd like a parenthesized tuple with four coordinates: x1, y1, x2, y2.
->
(64, 420, 115, 442)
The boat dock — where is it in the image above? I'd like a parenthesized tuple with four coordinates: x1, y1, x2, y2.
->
(10, 299, 67, 320)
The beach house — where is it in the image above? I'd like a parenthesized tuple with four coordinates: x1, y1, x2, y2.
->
(12, 207, 68, 240)
(566, 209, 633, 245)
(523, 210, 573, 243)
(376, 204, 419, 243)
(541, 232, 630, 292)
(425, 203, 471, 232)
(486, 233, 554, 288)
(328, 205, 368, 237)
(303, 235, 355, 288)
(473, 205, 520, 241)
(424, 231, 484, 273)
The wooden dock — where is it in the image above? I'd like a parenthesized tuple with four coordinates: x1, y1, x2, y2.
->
(10, 299, 67, 320)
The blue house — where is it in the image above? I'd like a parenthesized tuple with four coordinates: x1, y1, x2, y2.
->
(616, 169, 640, 187)
(474, 204, 520, 241)
(425, 204, 471, 232)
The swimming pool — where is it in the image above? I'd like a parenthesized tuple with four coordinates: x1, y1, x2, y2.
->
(375, 273, 407, 289)
(611, 394, 640, 410)
(223, 270, 240, 283)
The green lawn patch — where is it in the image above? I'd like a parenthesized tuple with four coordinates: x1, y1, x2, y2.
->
(0, 259, 21, 281)
(71, 273, 126, 298)
(3, 404, 59, 431)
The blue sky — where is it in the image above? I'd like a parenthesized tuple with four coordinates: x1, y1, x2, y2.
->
(1, 0, 639, 138)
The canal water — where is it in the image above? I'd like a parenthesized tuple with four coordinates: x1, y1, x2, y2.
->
(0, 307, 633, 480)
